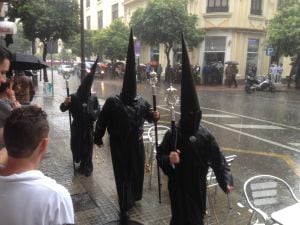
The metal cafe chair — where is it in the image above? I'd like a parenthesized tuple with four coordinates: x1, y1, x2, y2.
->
(146, 125, 169, 188)
(243, 174, 300, 225)
(206, 154, 237, 225)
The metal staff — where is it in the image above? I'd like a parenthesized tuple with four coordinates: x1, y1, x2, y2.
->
(65, 79, 75, 174)
(149, 70, 162, 203)
(166, 84, 179, 169)
(66, 80, 72, 130)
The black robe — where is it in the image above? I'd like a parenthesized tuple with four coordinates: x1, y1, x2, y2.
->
(94, 95, 154, 211)
(157, 125, 233, 225)
(60, 93, 100, 171)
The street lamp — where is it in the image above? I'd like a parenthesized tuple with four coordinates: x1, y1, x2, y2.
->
(133, 36, 141, 81)
(80, 0, 85, 83)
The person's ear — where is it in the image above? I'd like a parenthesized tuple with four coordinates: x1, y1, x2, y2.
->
(39, 137, 49, 155)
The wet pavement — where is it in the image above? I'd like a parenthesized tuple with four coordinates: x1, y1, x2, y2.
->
(32, 72, 300, 225)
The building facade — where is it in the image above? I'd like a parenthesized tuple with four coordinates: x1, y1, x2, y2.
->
(81, 0, 125, 30)
(84, 0, 291, 79)
(192, 0, 283, 79)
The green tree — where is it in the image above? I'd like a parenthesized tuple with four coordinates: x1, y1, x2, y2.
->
(8, 0, 79, 82)
(267, 1, 300, 88)
(6, 24, 31, 54)
(65, 30, 94, 60)
(130, 0, 204, 71)
(92, 19, 129, 63)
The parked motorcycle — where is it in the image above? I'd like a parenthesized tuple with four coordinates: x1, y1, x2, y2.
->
(245, 74, 275, 93)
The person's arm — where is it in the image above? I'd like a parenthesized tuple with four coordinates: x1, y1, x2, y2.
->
(144, 100, 160, 123)
(208, 134, 233, 193)
(6, 87, 21, 109)
(0, 127, 7, 166)
(53, 193, 75, 225)
(94, 98, 111, 146)
(87, 95, 100, 121)
(60, 96, 71, 112)
(157, 131, 176, 176)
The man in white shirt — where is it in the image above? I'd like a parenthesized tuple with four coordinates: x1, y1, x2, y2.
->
(0, 106, 74, 225)
(276, 63, 283, 83)
(269, 62, 277, 83)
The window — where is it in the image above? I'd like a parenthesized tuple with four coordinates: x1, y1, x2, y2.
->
(207, 0, 229, 13)
(112, 3, 118, 21)
(250, 0, 262, 15)
(98, 10, 103, 29)
(246, 38, 259, 76)
(151, 45, 160, 63)
(86, 0, 90, 8)
(86, 16, 91, 30)
(205, 36, 226, 51)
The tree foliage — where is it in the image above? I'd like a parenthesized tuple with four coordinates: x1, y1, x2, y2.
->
(6, 24, 31, 54)
(65, 30, 94, 60)
(267, 1, 300, 88)
(130, 0, 204, 67)
(92, 19, 130, 62)
(7, 0, 79, 81)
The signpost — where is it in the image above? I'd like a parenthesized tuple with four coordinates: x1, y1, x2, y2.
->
(266, 47, 276, 56)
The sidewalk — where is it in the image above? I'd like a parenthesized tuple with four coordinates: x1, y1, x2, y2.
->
(32, 75, 255, 225)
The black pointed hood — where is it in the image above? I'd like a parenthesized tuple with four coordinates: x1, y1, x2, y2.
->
(77, 59, 97, 102)
(120, 29, 137, 105)
(179, 34, 202, 136)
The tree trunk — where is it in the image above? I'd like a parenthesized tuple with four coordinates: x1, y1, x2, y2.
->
(294, 55, 300, 89)
(43, 42, 49, 82)
(164, 43, 172, 84)
(31, 40, 36, 55)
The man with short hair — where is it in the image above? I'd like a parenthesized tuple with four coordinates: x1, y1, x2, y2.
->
(0, 106, 75, 225)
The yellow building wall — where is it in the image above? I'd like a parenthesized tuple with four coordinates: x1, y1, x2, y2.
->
(195, 0, 280, 78)
(124, 0, 293, 79)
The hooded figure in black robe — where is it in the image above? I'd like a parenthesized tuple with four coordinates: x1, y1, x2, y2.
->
(94, 29, 159, 217)
(60, 60, 100, 176)
(157, 35, 233, 225)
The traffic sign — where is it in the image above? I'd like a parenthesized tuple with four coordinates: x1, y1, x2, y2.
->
(266, 47, 275, 56)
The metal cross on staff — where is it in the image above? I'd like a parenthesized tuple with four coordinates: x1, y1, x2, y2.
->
(165, 84, 179, 169)
(149, 69, 163, 203)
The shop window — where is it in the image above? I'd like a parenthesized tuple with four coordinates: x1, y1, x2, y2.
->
(150, 46, 160, 65)
(112, 3, 119, 21)
(98, 10, 103, 29)
(207, 0, 229, 13)
(246, 38, 259, 76)
(172, 43, 182, 65)
(250, 0, 262, 15)
(205, 36, 226, 52)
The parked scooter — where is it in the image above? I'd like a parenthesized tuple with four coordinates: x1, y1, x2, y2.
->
(245, 73, 275, 93)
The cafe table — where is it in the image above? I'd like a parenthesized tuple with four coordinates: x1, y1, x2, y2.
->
(271, 202, 300, 225)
